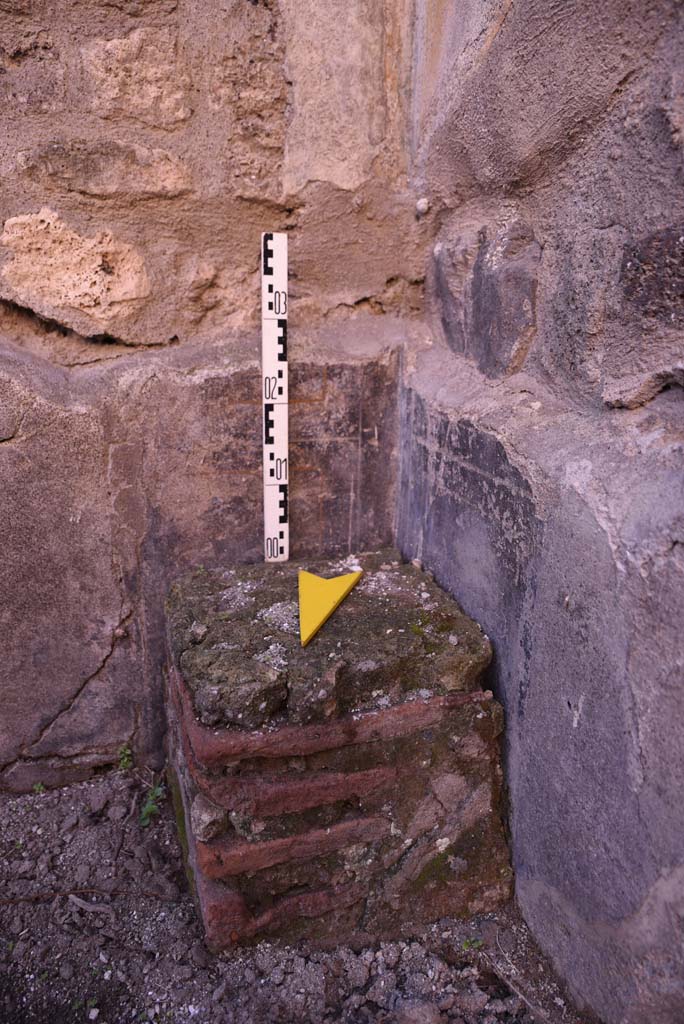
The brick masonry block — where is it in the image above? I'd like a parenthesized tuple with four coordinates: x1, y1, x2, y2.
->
(165, 550, 511, 948)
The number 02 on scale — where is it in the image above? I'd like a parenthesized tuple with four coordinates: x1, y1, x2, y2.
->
(261, 232, 289, 562)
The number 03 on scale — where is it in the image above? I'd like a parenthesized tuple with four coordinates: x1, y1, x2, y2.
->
(261, 232, 289, 562)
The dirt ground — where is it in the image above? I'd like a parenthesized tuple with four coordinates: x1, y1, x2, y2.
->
(0, 769, 592, 1024)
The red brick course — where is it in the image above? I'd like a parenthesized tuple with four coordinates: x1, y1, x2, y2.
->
(197, 816, 391, 879)
(172, 664, 489, 766)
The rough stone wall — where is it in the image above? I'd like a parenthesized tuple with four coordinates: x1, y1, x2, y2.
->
(0, 0, 425, 790)
(0, 0, 429, 341)
(402, 2, 684, 1022)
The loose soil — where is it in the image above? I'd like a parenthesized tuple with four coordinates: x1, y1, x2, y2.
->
(0, 771, 591, 1024)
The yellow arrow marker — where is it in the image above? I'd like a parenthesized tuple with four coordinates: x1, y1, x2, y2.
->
(298, 569, 363, 647)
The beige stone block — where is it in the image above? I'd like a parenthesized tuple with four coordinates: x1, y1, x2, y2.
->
(17, 140, 192, 199)
(0, 208, 150, 337)
(82, 28, 191, 128)
(281, 0, 386, 193)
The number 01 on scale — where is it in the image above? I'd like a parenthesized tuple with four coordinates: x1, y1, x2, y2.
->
(261, 232, 289, 562)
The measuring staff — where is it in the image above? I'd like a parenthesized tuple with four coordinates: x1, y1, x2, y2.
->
(261, 232, 289, 563)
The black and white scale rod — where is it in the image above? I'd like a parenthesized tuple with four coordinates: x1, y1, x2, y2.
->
(261, 232, 289, 562)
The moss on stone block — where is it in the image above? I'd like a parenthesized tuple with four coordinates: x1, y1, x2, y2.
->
(166, 549, 492, 730)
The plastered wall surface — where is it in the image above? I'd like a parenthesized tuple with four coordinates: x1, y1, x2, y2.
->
(404, 1, 684, 1021)
(0, 319, 403, 789)
(1, 2, 683, 1022)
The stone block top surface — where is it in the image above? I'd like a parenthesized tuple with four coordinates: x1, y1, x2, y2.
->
(166, 550, 492, 730)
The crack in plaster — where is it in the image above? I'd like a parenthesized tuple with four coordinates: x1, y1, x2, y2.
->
(22, 610, 132, 758)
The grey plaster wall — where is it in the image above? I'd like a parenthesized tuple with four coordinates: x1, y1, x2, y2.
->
(402, 2, 684, 1020)
(397, 352, 684, 1023)
(0, 317, 402, 792)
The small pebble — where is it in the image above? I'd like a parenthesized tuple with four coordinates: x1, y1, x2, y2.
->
(74, 864, 90, 885)
(212, 982, 227, 1003)
(189, 621, 208, 644)
(395, 1000, 443, 1024)
(454, 985, 489, 1014)
(190, 941, 211, 969)
(89, 792, 109, 815)
(107, 803, 127, 823)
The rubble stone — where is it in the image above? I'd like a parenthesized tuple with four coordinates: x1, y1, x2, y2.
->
(17, 140, 192, 200)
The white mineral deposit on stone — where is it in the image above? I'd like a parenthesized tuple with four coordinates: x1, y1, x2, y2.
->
(255, 641, 288, 670)
(257, 601, 298, 633)
(219, 588, 255, 613)
(333, 554, 363, 573)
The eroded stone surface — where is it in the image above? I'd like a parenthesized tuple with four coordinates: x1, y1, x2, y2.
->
(17, 141, 192, 199)
(0, 208, 150, 338)
(434, 221, 541, 378)
(166, 551, 492, 730)
(166, 551, 510, 947)
(202, 0, 287, 201)
(621, 225, 684, 326)
(81, 28, 192, 127)
(0, 28, 64, 113)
